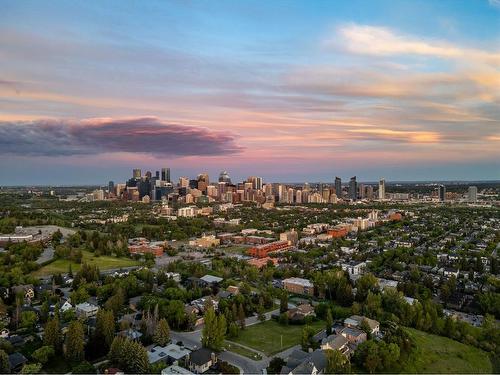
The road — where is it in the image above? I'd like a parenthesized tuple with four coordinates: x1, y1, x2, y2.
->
(36, 246, 55, 264)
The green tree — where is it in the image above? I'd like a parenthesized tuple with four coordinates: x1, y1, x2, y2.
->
(95, 309, 115, 349)
(301, 325, 315, 351)
(267, 357, 285, 374)
(325, 309, 333, 335)
(109, 336, 149, 373)
(20, 311, 37, 332)
(71, 361, 96, 374)
(201, 307, 226, 351)
(21, 363, 42, 374)
(44, 318, 61, 352)
(31, 346, 55, 365)
(325, 349, 350, 374)
(153, 319, 170, 347)
(65, 320, 85, 362)
(280, 292, 288, 313)
(0, 349, 9, 374)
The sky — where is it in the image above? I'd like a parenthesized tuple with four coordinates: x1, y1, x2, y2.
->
(1, 0, 499, 185)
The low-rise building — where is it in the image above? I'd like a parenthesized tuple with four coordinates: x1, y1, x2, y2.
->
(283, 277, 314, 296)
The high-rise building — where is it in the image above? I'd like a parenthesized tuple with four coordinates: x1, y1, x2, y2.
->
(219, 171, 232, 184)
(278, 184, 287, 202)
(108, 181, 115, 194)
(179, 176, 189, 188)
(439, 185, 446, 202)
(161, 168, 171, 183)
(366, 185, 374, 200)
(335, 177, 342, 198)
(468, 186, 477, 203)
(197, 173, 210, 193)
(378, 178, 386, 200)
(133, 169, 141, 179)
(247, 176, 263, 190)
(358, 183, 365, 199)
(349, 176, 357, 201)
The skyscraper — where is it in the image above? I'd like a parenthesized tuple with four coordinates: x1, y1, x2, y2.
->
(439, 185, 446, 201)
(133, 169, 141, 179)
(108, 181, 114, 194)
(468, 186, 477, 203)
(219, 171, 232, 184)
(378, 178, 386, 200)
(349, 176, 357, 201)
(335, 177, 342, 198)
(161, 168, 171, 183)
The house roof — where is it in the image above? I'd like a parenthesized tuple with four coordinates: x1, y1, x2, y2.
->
(189, 348, 214, 366)
(148, 344, 191, 363)
(8, 352, 27, 369)
(200, 275, 223, 284)
(321, 334, 348, 349)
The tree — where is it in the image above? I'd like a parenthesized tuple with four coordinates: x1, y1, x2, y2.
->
(267, 357, 286, 374)
(95, 309, 115, 350)
(280, 292, 288, 313)
(104, 288, 125, 316)
(44, 318, 61, 352)
(228, 322, 239, 338)
(32, 346, 55, 365)
(355, 274, 379, 302)
(201, 307, 226, 351)
(325, 349, 350, 374)
(153, 319, 170, 347)
(238, 304, 246, 330)
(71, 361, 96, 374)
(0, 349, 9, 374)
(301, 325, 315, 351)
(65, 320, 85, 362)
(109, 336, 149, 373)
(20, 311, 37, 332)
(325, 309, 333, 335)
(52, 230, 63, 245)
(21, 363, 42, 374)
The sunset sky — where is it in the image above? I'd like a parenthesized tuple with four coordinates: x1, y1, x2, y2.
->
(1, 0, 499, 185)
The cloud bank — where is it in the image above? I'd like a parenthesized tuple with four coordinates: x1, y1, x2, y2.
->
(0, 117, 243, 157)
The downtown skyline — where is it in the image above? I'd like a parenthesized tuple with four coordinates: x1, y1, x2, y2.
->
(1, 0, 500, 185)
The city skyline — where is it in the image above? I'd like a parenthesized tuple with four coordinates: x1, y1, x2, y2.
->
(1, 0, 500, 184)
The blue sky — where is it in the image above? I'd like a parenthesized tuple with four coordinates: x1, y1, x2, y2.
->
(0, 0, 499, 184)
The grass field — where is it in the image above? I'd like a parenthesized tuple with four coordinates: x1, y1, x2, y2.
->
(400, 328, 492, 373)
(224, 341, 263, 360)
(33, 250, 140, 276)
(231, 320, 324, 355)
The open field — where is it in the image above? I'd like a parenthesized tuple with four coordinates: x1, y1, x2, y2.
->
(400, 328, 492, 373)
(231, 319, 324, 355)
(32, 250, 140, 276)
(225, 341, 263, 360)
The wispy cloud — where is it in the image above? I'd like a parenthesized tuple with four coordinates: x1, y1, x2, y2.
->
(0, 117, 243, 157)
(331, 23, 500, 65)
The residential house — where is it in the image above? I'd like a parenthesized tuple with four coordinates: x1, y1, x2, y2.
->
(280, 349, 327, 375)
(8, 352, 28, 373)
(320, 334, 349, 355)
(341, 327, 367, 345)
(75, 302, 99, 319)
(188, 348, 217, 374)
(148, 344, 191, 365)
(344, 315, 380, 335)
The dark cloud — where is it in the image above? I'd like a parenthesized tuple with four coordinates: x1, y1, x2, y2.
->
(0, 117, 243, 157)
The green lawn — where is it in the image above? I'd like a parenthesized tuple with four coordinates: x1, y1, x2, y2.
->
(231, 320, 324, 355)
(33, 250, 140, 276)
(224, 341, 263, 360)
(400, 328, 492, 373)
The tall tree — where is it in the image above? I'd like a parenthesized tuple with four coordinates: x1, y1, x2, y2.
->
(44, 318, 62, 352)
(325, 309, 333, 335)
(65, 320, 85, 362)
(153, 319, 170, 347)
(201, 307, 226, 351)
(109, 336, 149, 374)
(95, 309, 115, 349)
(325, 349, 350, 374)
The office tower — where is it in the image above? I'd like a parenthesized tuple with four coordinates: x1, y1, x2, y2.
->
(179, 177, 189, 188)
(358, 183, 365, 199)
(145, 171, 152, 179)
(322, 187, 330, 202)
(197, 173, 209, 193)
(303, 182, 310, 191)
(264, 184, 273, 197)
(133, 169, 141, 179)
(296, 189, 302, 204)
(161, 168, 171, 183)
(378, 178, 386, 200)
(468, 186, 477, 203)
(349, 176, 357, 201)
(439, 185, 446, 201)
(335, 177, 342, 198)
(219, 170, 232, 184)
(278, 184, 288, 202)
(366, 185, 374, 200)
(247, 176, 263, 190)
(287, 188, 295, 204)
(154, 171, 160, 179)
(108, 181, 114, 194)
